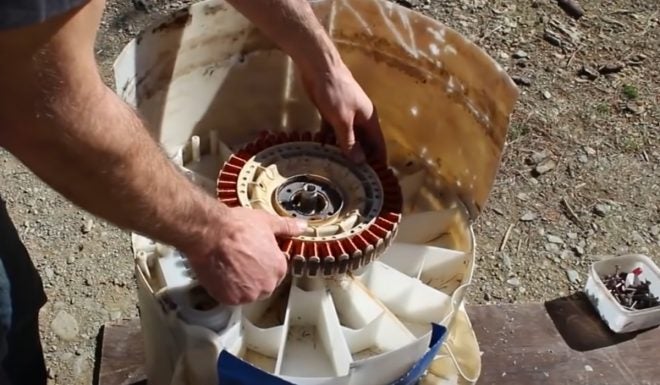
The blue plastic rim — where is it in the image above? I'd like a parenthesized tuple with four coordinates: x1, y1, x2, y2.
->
(216, 323, 448, 385)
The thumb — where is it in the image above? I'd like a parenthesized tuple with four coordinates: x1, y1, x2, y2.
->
(267, 214, 308, 237)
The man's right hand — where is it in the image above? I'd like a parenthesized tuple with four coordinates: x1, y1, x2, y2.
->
(185, 206, 307, 305)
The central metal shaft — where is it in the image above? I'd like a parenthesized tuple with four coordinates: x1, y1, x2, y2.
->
(294, 184, 326, 215)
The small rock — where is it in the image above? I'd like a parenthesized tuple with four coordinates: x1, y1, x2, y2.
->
(593, 204, 610, 217)
(543, 30, 562, 46)
(499, 51, 510, 59)
(584, 365, 593, 372)
(598, 62, 625, 75)
(517, 192, 529, 201)
(44, 267, 55, 281)
(520, 212, 537, 222)
(560, 250, 571, 260)
(624, 102, 644, 115)
(567, 232, 578, 240)
(81, 219, 94, 234)
(542, 90, 552, 100)
(484, 292, 491, 301)
(578, 155, 588, 163)
(513, 50, 528, 59)
(583, 146, 596, 156)
(651, 225, 660, 237)
(67, 256, 76, 264)
(578, 65, 599, 80)
(546, 235, 564, 244)
(545, 243, 560, 252)
(51, 311, 79, 341)
(534, 159, 557, 175)
(512, 76, 532, 86)
(47, 368, 56, 379)
(507, 277, 521, 287)
(501, 253, 512, 270)
(566, 269, 580, 284)
(526, 150, 549, 165)
(630, 231, 645, 244)
(573, 245, 585, 256)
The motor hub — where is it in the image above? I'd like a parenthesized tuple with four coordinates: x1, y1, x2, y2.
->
(217, 131, 402, 277)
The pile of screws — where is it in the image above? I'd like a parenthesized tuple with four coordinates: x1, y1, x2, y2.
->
(602, 266, 659, 311)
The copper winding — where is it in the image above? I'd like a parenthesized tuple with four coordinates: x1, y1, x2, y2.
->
(217, 131, 402, 277)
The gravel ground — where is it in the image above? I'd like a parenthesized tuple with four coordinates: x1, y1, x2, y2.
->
(0, 0, 657, 384)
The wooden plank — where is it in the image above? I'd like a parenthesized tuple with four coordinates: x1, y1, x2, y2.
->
(96, 318, 147, 385)
(96, 294, 660, 385)
(467, 293, 660, 385)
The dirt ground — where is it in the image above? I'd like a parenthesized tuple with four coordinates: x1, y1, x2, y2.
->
(0, 0, 657, 384)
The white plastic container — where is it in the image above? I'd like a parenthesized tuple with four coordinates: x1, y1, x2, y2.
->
(584, 254, 660, 333)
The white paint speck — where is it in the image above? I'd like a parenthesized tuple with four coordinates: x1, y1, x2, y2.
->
(429, 43, 440, 56)
(444, 45, 457, 55)
(585, 365, 593, 372)
(411, 106, 419, 116)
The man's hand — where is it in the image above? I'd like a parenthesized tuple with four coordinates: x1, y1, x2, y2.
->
(186, 207, 306, 305)
(301, 63, 386, 164)
(225, 0, 388, 163)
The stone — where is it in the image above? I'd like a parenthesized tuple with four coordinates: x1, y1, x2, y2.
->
(81, 219, 94, 234)
(513, 50, 528, 59)
(578, 65, 599, 80)
(584, 146, 596, 156)
(650, 225, 660, 237)
(506, 277, 521, 287)
(534, 159, 556, 175)
(567, 232, 578, 240)
(527, 150, 549, 165)
(545, 243, 560, 252)
(598, 62, 625, 74)
(512, 76, 532, 86)
(573, 245, 585, 256)
(546, 234, 564, 244)
(51, 311, 79, 341)
(517, 192, 529, 201)
(520, 212, 537, 221)
(593, 203, 610, 217)
(566, 269, 580, 284)
(67, 256, 76, 264)
(542, 90, 552, 99)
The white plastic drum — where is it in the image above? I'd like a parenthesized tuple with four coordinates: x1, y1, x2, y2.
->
(113, 1, 519, 384)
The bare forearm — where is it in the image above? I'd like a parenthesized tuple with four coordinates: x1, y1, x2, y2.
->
(1, 84, 223, 253)
(226, 0, 343, 75)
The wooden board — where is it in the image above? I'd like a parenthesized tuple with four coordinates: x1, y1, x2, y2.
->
(467, 293, 660, 385)
(95, 294, 660, 385)
(96, 318, 146, 385)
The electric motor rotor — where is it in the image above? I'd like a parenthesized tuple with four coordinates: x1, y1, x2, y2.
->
(217, 131, 402, 277)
